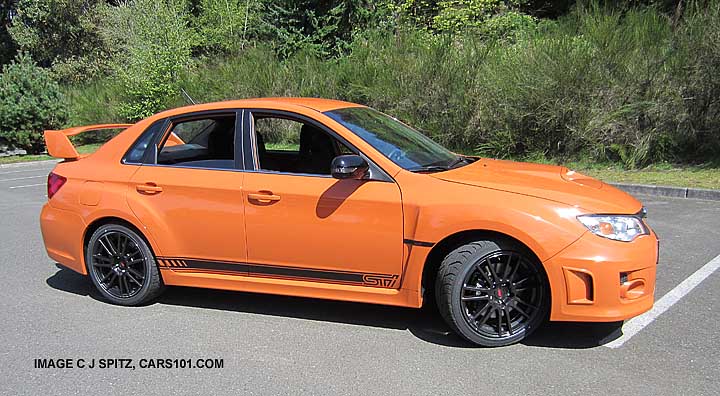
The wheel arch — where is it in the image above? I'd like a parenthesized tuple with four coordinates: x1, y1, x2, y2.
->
(82, 215, 159, 273)
(420, 229, 548, 302)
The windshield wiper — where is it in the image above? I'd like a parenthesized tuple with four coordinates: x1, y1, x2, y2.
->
(409, 156, 472, 173)
(408, 165, 451, 173)
(446, 155, 470, 169)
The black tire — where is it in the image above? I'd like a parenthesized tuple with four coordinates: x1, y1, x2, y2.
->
(435, 239, 549, 347)
(86, 224, 164, 305)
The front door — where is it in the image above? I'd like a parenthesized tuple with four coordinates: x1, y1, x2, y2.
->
(241, 111, 404, 288)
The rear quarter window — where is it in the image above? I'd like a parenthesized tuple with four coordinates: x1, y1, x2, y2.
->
(123, 120, 165, 164)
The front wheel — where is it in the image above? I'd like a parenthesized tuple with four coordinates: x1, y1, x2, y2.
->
(86, 224, 164, 305)
(435, 239, 549, 347)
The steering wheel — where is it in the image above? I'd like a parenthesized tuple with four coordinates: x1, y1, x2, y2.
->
(388, 148, 404, 162)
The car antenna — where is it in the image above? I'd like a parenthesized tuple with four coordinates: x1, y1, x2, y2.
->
(180, 88, 196, 105)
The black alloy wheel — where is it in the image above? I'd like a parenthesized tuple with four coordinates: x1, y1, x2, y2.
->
(86, 224, 164, 305)
(460, 251, 545, 339)
(436, 240, 549, 347)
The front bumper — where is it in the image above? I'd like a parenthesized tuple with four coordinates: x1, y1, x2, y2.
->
(546, 229, 658, 322)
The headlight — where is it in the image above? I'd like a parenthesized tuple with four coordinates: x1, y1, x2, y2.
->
(577, 213, 648, 242)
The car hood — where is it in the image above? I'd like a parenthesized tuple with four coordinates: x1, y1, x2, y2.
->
(431, 158, 642, 214)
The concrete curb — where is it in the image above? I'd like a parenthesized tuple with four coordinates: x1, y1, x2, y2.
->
(0, 159, 59, 169)
(610, 183, 720, 201)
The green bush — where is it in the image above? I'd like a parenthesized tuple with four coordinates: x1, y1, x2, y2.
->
(195, 0, 262, 54)
(100, 0, 196, 121)
(0, 53, 68, 154)
(466, 3, 708, 167)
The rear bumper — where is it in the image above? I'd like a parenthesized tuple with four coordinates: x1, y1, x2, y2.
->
(546, 230, 658, 322)
(40, 203, 87, 274)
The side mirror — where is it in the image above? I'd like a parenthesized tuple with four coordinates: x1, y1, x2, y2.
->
(331, 155, 368, 180)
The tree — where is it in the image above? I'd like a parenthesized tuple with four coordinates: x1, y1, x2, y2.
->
(0, 53, 68, 154)
(260, 0, 382, 58)
(8, 0, 115, 82)
(100, 0, 196, 120)
(0, 0, 18, 66)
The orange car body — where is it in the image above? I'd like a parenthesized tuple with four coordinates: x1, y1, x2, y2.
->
(40, 98, 657, 322)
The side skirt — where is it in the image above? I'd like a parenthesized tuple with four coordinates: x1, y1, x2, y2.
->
(157, 257, 400, 288)
(159, 266, 422, 308)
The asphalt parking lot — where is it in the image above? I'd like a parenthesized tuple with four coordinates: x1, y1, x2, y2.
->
(0, 161, 718, 395)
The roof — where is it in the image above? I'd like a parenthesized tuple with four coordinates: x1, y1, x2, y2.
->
(158, 97, 365, 118)
(239, 97, 365, 112)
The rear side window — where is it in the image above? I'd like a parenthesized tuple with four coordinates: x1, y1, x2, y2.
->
(156, 113, 237, 170)
(124, 120, 164, 164)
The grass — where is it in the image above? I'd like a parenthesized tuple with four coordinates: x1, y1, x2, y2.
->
(574, 165, 720, 190)
(0, 144, 102, 164)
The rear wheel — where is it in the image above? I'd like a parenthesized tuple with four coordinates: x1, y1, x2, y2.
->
(435, 239, 549, 347)
(86, 224, 164, 305)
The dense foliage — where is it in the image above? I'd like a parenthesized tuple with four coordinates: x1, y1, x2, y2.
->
(0, 0, 718, 167)
(0, 53, 67, 154)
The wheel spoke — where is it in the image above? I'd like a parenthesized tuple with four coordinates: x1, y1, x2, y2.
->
(106, 273, 118, 289)
(515, 283, 538, 292)
(495, 308, 503, 335)
(126, 272, 142, 287)
(99, 271, 114, 284)
(476, 305, 494, 327)
(117, 275, 124, 294)
(503, 306, 513, 335)
(512, 302, 531, 319)
(117, 235, 128, 255)
(93, 262, 112, 268)
(475, 262, 494, 285)
(122, 276, 131, 295)
(127, 267, 144, 280)
(99, 236, 116, 256)
(515, 277, 531, 286)
(463, 285, 490, 293)
(462, 295, 490, 302)
(109, 233, 119, 254)
(93, 254, 112, 262)
(502, 254, 514, 280)
(514, 296, 539, 311)
(486, 258, 500, 283)
(508, 258, 521, 281)
(470, 303, 491, 321)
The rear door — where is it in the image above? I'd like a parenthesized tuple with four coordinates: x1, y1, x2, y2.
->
(125, 110, 248, 273)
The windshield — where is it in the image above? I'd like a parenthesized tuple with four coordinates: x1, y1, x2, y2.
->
(324, 107, 457, 170)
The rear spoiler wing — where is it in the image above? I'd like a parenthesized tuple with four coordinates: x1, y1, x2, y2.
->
(43, 124, 133, 160)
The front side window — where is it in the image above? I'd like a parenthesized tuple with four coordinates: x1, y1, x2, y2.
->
(324, 107, 457, 171)
(156, 114, 236, 169)
(253, 115, 352, 175)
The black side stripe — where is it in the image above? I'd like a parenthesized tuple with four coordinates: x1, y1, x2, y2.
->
(403, 239, 435, 247)
(156, 257, 399, 288)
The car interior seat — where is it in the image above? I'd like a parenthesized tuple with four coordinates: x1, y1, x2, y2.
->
(299, 124, 336, 174)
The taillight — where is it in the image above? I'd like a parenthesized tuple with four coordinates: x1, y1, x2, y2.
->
(47, 172, 67, 199)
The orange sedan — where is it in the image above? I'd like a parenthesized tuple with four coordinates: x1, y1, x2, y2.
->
(40, 98, 658, 346)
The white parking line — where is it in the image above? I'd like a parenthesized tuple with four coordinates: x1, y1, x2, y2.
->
(0, 175, 46, 182)
(0, 168, 53, 175)
(8, 183, 46, 189)
(603, 253, 720, 348)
